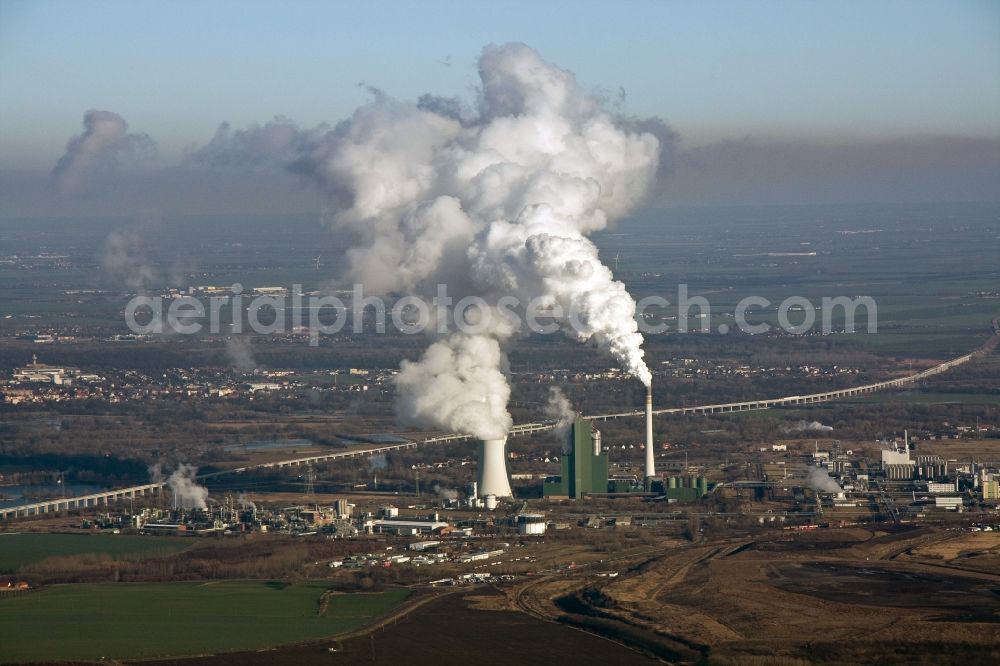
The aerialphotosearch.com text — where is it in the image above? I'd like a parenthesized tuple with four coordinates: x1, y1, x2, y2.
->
(124, 283, 877, 345)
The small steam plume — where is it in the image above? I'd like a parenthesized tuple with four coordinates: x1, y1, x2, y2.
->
(101, 228, 157, 291)
(368, 454, 388, 472)
(99, 215, 192, 292)
(224, 336, 258, 373)
(432, 484, 459, 501)
(544, 387, 576, 452)
(98, 214, 194, 293)
(805, 466, 841, 493)
(786, 420, 834, 433)
(296, 43, 664, 440)
(151, 463, 208, 509)
(52, 109, 156, 194)
(166, 464, 209, 510)
(237, 493, 257, 511)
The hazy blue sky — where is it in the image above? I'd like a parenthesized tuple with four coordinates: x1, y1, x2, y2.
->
(1, 0, 998, 211)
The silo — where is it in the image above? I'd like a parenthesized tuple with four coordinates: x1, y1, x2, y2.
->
(697, 477, 708, 495)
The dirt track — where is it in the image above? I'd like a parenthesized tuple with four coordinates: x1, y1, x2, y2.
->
(512, 528, 1000, 664)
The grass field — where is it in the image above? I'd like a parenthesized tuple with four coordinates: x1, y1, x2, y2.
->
(0, 581, 411, 662)
(0, 532, 193, 573)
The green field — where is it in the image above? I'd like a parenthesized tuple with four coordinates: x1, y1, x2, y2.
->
(0, 532, 192, 573)
(0, 581, 411, 662)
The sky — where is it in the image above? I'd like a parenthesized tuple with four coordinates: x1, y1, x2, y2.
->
(1, 0, 998, 214)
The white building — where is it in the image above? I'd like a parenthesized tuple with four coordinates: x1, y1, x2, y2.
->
(881, 448, 912, 467)
(934, 496, 963, 511)
(366, 518, 447, 535)
(13, 354, 80, 385)
(456, 549, 505, 563)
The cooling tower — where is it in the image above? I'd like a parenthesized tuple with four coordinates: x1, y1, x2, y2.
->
(645, 384, 655, 480)
(477, 437, 513, 499)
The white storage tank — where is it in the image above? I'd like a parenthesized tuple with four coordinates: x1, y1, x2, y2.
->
(517, 513, 547, 535)
(484, 494, 498, 510)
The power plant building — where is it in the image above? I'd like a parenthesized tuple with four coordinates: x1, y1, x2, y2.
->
(661, 476, 710, 501)
(543, 418, 608, 499)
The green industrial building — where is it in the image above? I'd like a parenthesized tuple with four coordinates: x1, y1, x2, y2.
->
(659, 476, 710, 501)
(543, 418, 608, 499)
(541, 419, 712, 501)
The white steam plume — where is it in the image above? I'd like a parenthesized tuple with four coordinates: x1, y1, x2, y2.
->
(394, 333, 512, 439)
(166, 464, 209, 510)
(805, 466, 841, 493)
(101, 229, 157, 291)
(297, 43, 663, 438)
(432, 484, 459, 501)
(786, 420, 834, 433)
(544, 387, 576, 452)
(99, 216, 190, 292)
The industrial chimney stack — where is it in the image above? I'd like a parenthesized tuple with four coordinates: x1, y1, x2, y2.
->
(645, 384, 655, 484)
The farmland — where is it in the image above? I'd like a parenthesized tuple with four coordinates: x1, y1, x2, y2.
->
(0, 532, 192, 573)
(0, 581, 410, 663)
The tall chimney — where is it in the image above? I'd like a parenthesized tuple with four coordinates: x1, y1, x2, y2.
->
(645, 383, 655, 481)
